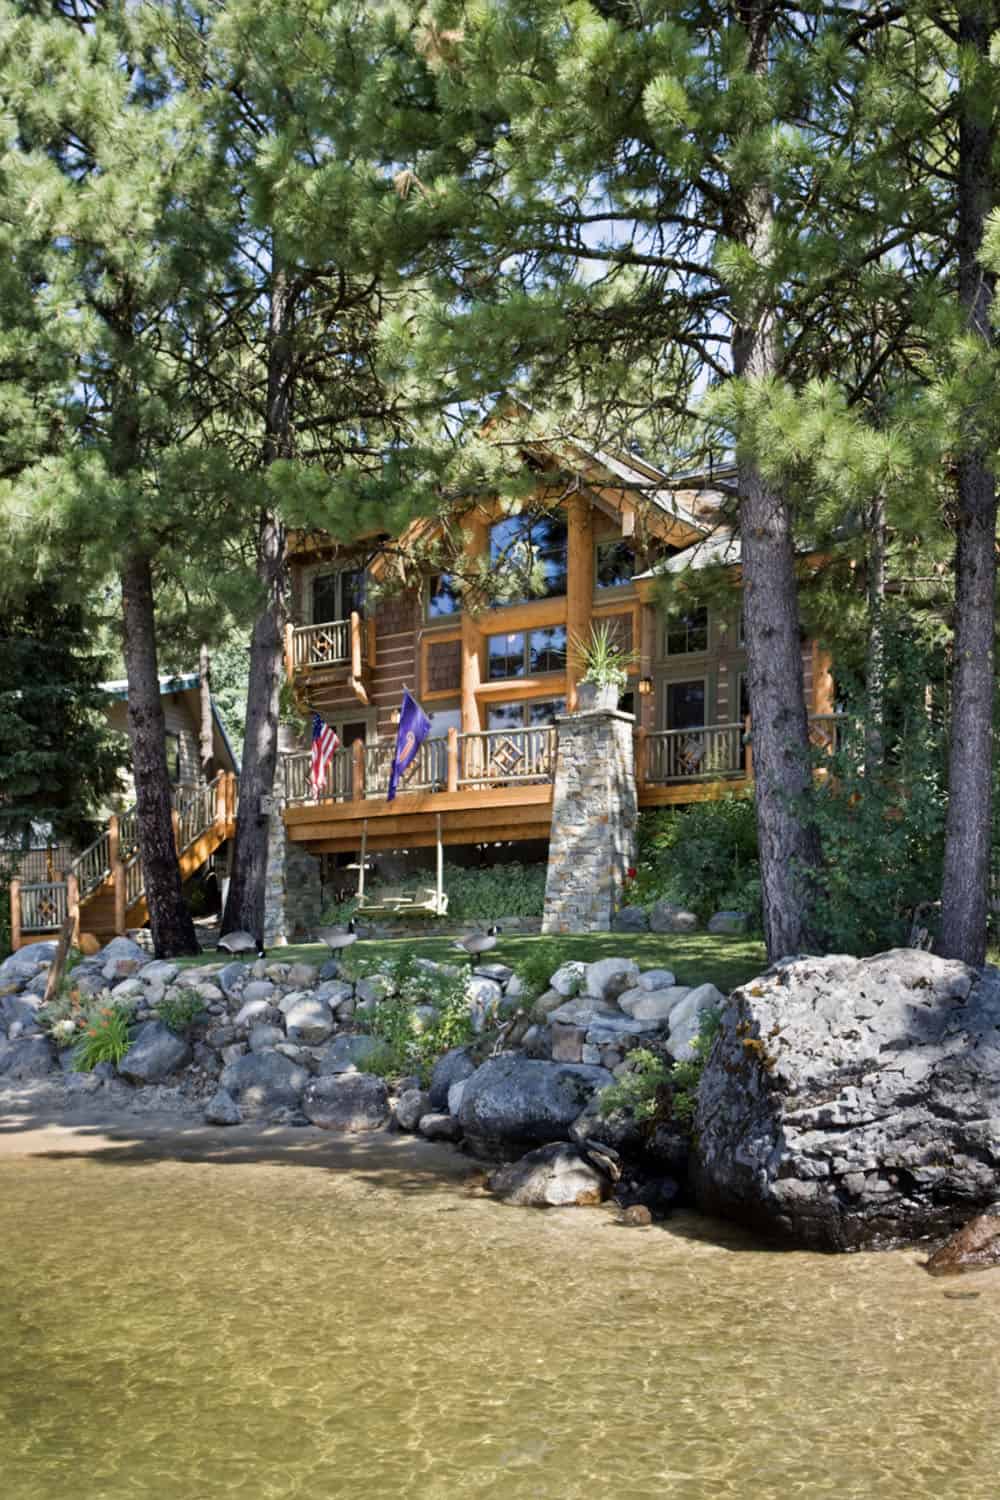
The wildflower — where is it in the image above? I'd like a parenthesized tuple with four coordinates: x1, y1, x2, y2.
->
(87, 1028, 97, 1038)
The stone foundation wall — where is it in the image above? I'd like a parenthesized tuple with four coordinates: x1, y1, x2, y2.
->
(263, 753, 324, 947)
(542, 709, 637, 934)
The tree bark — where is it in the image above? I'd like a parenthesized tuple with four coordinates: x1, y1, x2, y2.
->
(731, 1, 821, 962)
(938, 6, 998, 967)
(198, 642, 214, 783)
(865, 496, 887, 781)
(221, 265, 294, 944)
(121, 549, 200, 956)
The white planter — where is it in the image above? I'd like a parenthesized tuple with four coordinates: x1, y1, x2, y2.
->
(576, 680, 619, 712)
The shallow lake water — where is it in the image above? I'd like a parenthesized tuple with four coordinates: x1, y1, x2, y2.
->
(2, 1122, 999, 1500)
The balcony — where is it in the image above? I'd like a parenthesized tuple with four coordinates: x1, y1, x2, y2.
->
(286, 612, 373, 695)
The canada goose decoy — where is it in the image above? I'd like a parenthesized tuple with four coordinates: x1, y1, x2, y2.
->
(218, 930, 266, 960)
(315, 918, 358, 953)
(453, 925, 501, 958)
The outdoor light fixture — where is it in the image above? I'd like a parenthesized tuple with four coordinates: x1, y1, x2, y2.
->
(638, 676, 653, 696)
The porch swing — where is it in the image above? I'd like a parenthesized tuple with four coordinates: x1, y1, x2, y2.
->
(352, 814, 450, 919)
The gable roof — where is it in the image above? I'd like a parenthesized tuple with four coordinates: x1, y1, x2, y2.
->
(100, 673, 240, 773)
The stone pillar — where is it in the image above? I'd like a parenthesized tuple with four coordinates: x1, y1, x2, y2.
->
(263, 725, 324, 947)
(542, 707, 638, 934)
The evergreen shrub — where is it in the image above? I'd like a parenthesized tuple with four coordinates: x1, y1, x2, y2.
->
(629, 796, 762, 927)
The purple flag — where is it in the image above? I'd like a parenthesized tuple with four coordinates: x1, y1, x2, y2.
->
(387, 689, 431, 802)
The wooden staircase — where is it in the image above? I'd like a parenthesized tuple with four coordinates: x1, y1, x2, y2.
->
(11, 772, 238, 951)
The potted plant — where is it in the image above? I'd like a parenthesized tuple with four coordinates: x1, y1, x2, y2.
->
(573, 623, 637, 711)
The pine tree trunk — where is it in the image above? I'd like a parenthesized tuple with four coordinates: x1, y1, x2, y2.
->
(730, 1, 821, 962)
(938, 8, 998, 967)
(198, 642, 213, 782)
(865, 496, 887, 781)
(121, 550, 200, 957)
(221, 265, 294, 944)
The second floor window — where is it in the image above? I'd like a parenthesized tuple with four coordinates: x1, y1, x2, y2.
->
(428, 574, 462, 618)
(487, 625, 568, 680)
(489, 512, 568, 602)
(596, 539, 635, 588)
(665, 606, 709, 656)
(312, 568, 364, 624)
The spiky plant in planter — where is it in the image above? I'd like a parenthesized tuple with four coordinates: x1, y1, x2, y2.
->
(573, 623, 637, 710)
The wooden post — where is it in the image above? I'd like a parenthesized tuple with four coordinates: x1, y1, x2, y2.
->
(636, 726, 647, 793)
(460, 506, 488, 735)
(358, 821, 368, 903)
(214, 774, 226, 832)
(352, 738, 366, 801)
(350, 610, 363, 680)
(744, 715, 753, 779)
(10, 878, 21, 953)
(283, 622, 295, 681)
(435, 814, 443, 910)
(172, 807, 181, 852)
(639, 603, 656, 731)
(447, 726, 459, 793)
(812, 642, 835, 717)
(566, 492, 593, 711)
(228, 771, 237, 827)
(366, 616, 377, 667)
(66, 870, 80, 948)
(109, 814, 127, 936)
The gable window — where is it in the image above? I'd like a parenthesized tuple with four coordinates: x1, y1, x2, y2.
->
(665, 606, 709, 656)
(489, 512, 568, 602)
(311, 568, 365, 625)
(596, 539, 635, 589)
(487, 698, 566, 730)
(428, 574, 461, 618)
(487, 626, 567, 680)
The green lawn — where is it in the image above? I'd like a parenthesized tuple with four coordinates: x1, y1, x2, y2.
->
(181, 931, 768, 996)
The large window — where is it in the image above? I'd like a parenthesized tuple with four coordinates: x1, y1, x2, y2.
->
(487, 625, 567, 680)
(428, 574, 461, 618)
(665, 606, 709, 656)
(665, 679, 706, 731)
(596, 539, 635, 588)
(487, 698, 566, 731)
(312, 568, 365, 624)
(489, 512, 568, 601)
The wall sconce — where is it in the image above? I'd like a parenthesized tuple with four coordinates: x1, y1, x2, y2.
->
(638, 676, 653, 697)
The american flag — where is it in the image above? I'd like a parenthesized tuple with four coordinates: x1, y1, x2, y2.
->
(310, 713, 339, 797)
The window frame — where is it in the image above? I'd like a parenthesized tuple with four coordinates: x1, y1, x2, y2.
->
(594, 537, 636, 590)
(309, 565, 366, 625)
(486, 696, 567, 731)
(427, 573, 462, 620)
(664, 605, 710, 657)
(661, 676, 709, 732)
(485, 625, 568, 682)
(488, 511, 569, 603)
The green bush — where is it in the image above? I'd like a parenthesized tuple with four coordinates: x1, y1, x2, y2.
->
(157, 990, 205, 1035)
(354, 953, 477, 1085)
(71, 1003, 133, 1071)
(328, 862, 546, 928)
(669, 1008, 723, 1123)
(628, 796, 762, 927)
(598, 1048, 669, 1123)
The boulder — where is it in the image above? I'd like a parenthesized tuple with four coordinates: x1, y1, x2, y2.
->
(204, 1088, 241, 1126)
(318, 959, 341, 982)
(97, 936, 147, 966)
(283, 995, 335, 1045)
(612, 905, 649, 933)
(242, 980, 276, 1006)
(394, 1088, 430, 1131)
(530, 989, 566, 1022)
(0, 1036, 55, 1078)
(549, 962, 587, 998)
(316, 1033, 381, 1075)
(617, 986, 690, 1025)
(138, 960, 179, 986)
(249, 1023, 285, 1053)
(465, 975, 503, 1032)
(694, 950, 1000, 1250)
(925, 1209, 1000, 1276)
(584, 957, 640, 1004)
(286, 962, 319, 988)
(118, 1022, 191, 1084)
(316, 979, 354, 1009)
(355, 975, 394, 1005)
(428, 1046, 478, 1109)
(666, 984, 725, 1061)
(1, 993, 42, 1032)
(233, 998, 276, 1030)
(707, 910, 751, 936)
(488, 1143, 609, 1207)
(569, 1094, 645, 1156)
(447, 1079, 468, 1116)
(520, 1025, 552, 1059)
(649, 900, 699, 934)
(303, 1072, 390, 1131)
(504, 974, 525, 1000)
(220, 1050, 309, 1116)
(458, 1056, 614, 1156)
(547, 999, 619, 1028)
(418, 1112, 462, 1142)
(551, 1023, 586, 1064)
(474, 963, 513, 985)
(216, 961, 248, 1000)
(638, 969, 676, 992)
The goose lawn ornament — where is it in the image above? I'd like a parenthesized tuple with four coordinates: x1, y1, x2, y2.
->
(453, 925, 501, 957)
(218, 930, 266, 959)
(315, 918, 358, 953)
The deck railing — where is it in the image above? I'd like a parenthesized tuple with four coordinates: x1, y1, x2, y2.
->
(285, 745, 354, 803)
(17, 881, 68, 933)
(73, 829, 113, 902)
(641, 723, 746, 785)
(457, 726, 557, 786)
(289, 612, 370, 673)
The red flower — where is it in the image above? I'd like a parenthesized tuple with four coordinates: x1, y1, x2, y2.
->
(627, 867, 637, 880)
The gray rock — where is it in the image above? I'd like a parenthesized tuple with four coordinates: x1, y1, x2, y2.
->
(217, 961, 248, 1000)
(551, 1023, 586, 1063)
(220, 1050, 308, 1116)
(549, 961, 587, 998)
(242, 980, 276, 1006)
(206, 1024, 236, 1050)
(530, 989, 566, 1022)
(418, 1112, 462, 1142)
(283, 994, 335, 1045)
(412, 1004, 439, 1032)
(666, 984, 725, 1062)
(473, 963, 513, 984)
(505, 974, 525, 1000)
(649, 900, 699, 934)
(612, 905, 649, 933)
(110, 977, 145, 1001)
(26, 971, 50, 998)
(118, 1022, 191, 1084)
(103, 956, 142, 983)
(569, 1095, 645, 1155)
(316, 979, 354, 1008)
(1, 993, 41, 1031)
(447, 1079, 468, 1116)
(520, 1025, 551, 1059)
(315, 1034, 381, 1075)
(0, 1036, 55, 1078)
(221, 1043, 247, 1065)
(318, 959, 341, 981)
(618, 986, 690, 1025)
(394, 1088, 430, 1131)
(413, 957, 463, 980)
(98, 936, 147, 965)
(303, 1072, 390, 1131)
(694, 949, 1000, 1250)
(428, 1046, 478, 1109)
(286, 962, 319, 988)
(488, 1142, 608, 1207)
(466, 975, 503, 1032)
(0, 941, 55, 988)
(583, 957, 640, 1003)
(547, 999, 620, 1028)
(249, 1023, 285, 1053)
(138, 960, 179, 986)
(638, 969, 676, 992)
(233, 998, 276, 1029)
(205, 1088, 241, 1126)
(707, 910, 751, 936)
(355, 975, 394, 1005)
(458, 1057, 614, 1156)
(196, 983, 224, 1004)
(192, 1041, 221, 1075)
(275, 1042, 311, 1066)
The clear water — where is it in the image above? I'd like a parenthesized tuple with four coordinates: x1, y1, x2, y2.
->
(2, 1124, 999, 1500)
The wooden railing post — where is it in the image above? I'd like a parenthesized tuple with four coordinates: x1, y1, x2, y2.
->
(109, 814, 126, 935)
(636, 726, 647, 793)
(352, 738, 365, 801)
(66, 870, 80, 947)
(350, 610, 363, 680)
(447, 726, 459, 793)
(743, 715, 753, 779)
(10, 878, 21, 952)
(366, 616, 377, 667)
(284, 622, 295, 680)
(172, 808, 181, 852)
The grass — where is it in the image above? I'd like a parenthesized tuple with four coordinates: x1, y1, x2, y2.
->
(177, 931, 768, 996)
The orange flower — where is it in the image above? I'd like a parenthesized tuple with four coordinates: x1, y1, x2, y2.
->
(87, 1028, 97, 1038)
(100, 1008, 112, 1017)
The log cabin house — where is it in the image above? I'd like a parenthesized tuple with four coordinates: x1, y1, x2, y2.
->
(281, 431, 836, 869)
